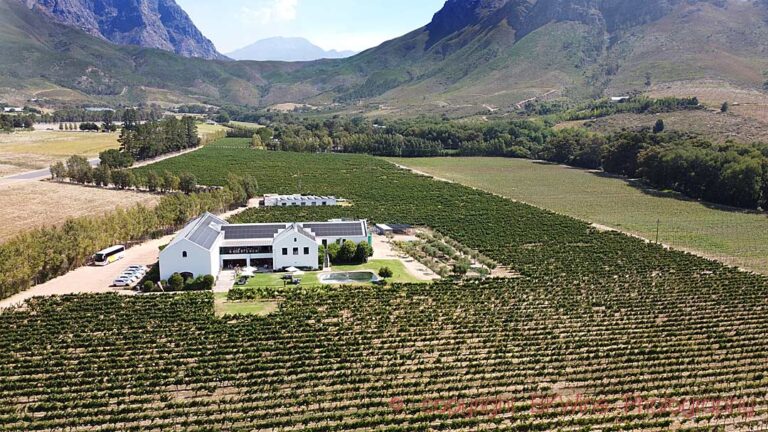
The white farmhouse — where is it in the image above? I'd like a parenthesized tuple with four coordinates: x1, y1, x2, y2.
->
(263, 194, 338, 207)
(159, 213, 369, 280)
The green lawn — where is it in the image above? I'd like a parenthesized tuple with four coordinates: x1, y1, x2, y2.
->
(213, 292, 278, 317)
(388, 157, 768, 274)
(333, 259, 424, 284)
(242, 259, 426, 289)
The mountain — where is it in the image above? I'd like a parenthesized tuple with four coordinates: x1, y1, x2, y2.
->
(228, 37, 356, 62)
(17, 0, 225, 60)
(2, 0, 768, 113)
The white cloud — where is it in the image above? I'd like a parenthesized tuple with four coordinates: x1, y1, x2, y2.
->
(242, 0, 299, 24)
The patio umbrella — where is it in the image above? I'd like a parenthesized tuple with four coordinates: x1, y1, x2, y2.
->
(286, 266, 300, 274)
(241, 267, 256, 277)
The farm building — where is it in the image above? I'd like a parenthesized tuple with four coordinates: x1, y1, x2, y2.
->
(159, 213, 369, 280)
(263, 194, 339, 207)
(374, 224, 393, 235)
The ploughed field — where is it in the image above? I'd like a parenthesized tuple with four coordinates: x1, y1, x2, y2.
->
(3, 139, 768, 431)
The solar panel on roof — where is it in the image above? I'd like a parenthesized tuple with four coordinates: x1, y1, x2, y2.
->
(302, 222, 364, 237)
(223, 224, 286, 240)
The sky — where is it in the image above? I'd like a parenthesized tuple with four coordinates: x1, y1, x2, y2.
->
(175, 0, 447, 54)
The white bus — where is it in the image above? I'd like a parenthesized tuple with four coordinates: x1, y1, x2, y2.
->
(94, 245, 126, 266)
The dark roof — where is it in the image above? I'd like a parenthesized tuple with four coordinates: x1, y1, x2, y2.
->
(302, 222, 365, 237)
(168, 212, 227, 250)
(223, 224, 287, 240)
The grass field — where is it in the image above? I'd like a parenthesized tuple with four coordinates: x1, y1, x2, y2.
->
(388, 157, 768, 274)
(213, 292, 278, 317)
(0, 130, 118, 176)
(229, 121, 263, 129)
(0, 181, 161, 243)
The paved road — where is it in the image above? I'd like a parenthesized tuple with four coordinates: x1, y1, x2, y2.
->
(2, 158, 100, 181)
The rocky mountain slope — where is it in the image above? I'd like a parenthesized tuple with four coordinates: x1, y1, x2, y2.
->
(2, 0, 767, 113)
(18, 0, 224, 60)
(228, 37, 356, 62)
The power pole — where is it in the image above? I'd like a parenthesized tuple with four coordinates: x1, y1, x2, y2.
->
(656, 219, 660, 245)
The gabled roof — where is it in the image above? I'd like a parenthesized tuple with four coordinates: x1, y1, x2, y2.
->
(167, 212, 228, 251)
(274, 223, 317, 243)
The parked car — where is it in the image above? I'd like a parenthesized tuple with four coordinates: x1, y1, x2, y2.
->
(119, 273, 140, 283)
(113, 278, 133, 287)
(126, 265, 148, 272)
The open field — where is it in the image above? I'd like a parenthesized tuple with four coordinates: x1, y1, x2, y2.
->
(4, 144, 768, 429)
(229, 121, 264, 129)
(0, 130, 118, 176)
(556, 109, 768, 143)
(0, 181, 161, 243)
(388, 157, 768, 274)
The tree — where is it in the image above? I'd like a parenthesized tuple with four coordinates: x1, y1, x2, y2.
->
(99, 149, 134, 169)
(338, 240, 358, 264)
(721, 101, 729, 113)
(225, 173, 247, 205)
(251, 134, 263, 149)
(354, 242, 373, 264)
(66, 155, 93, 184)
(111, 170, 135, 189)
(653, 119, 665, 134)
(142, 281, 155, 292)
(122, 108, 138, 131)
(93, 164, 112, 187)
(162, 171, 180, 192)
(146, 171, 161, 192)
(326, 242, 341, 263)
(242, 175, 259, 199)
(50, 161, 67, 181)
(179, 172, 198, 194)
(453, 260, 471, 276)
(378, 266, 393, 279)
(214, 111, 230, 124)
(168, 273, 185, 291)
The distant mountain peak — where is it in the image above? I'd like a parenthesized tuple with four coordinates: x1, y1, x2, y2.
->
(19, 0, 226, 60)
(227, 37, 357, 62)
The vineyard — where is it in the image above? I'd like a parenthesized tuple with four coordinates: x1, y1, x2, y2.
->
(2, 142, 768, 430)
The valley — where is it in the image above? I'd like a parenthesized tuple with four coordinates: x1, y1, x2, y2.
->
(1, 0, 768, 430)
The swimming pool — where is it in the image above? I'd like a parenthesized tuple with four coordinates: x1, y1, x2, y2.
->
(319, 271, 379, 284)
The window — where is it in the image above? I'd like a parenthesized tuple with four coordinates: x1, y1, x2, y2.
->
(322, 202, 327, 206)
(293, 247, 299, 256)
(182, 251, 188, 258)
(282, 248, 288, 256)
(304, 247, 310, 255)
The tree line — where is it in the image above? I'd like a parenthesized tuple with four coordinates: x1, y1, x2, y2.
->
(0, 178, 260, 301)
(248, 110, 768, 210)
(50, 155, 201, 194)
(118, 114, 200, 161)
(0, 114, 34, 131)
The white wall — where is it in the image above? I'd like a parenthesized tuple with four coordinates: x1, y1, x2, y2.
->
(160, 239, 215, 280)
(273, 232, 319, 270)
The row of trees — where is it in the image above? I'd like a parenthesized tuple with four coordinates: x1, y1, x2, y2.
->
(0, 188, 245, 300)
(0, 114, 34, 131)
(253, 111, 768, 210)
(118, 115, 200, 161)
(51, 156, 199, 193)
(538, 128, 768, 209)
(320, 241, 373, 266)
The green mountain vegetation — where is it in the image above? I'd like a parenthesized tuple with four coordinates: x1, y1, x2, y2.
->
(2, 0, 768, 113)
